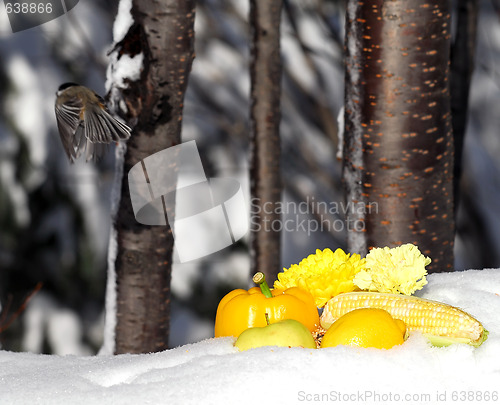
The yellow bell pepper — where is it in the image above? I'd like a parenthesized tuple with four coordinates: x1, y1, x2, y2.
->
(214, 272, 320, 338)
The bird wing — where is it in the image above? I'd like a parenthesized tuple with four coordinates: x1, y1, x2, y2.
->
(55, 95, 83, 162)
(83, 103, 131, 144)
(55, 91, 131, 162)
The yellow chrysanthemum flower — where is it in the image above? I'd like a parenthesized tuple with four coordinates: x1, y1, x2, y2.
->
(353, 243, 430, 295)
(274, 248, 366, 308)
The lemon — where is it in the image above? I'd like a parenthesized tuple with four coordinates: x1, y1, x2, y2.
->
(320, 308, 406, 349)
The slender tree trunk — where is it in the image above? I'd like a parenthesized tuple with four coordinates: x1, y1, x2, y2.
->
(451, 0, 478, 214)
(111, 0, 195, 354)
(343, 0, 454, 271)
(249, 0, 283, 282)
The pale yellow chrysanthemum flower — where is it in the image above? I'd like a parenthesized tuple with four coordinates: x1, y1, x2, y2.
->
(353, 243, 430, 295)
(274, 248, 365, 308)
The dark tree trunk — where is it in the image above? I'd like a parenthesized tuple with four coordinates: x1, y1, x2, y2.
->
(110, 0, 195, 354)
(450, 0, 478, 214)
(343, 0, 454, 272)
(249, 0, 283, 282)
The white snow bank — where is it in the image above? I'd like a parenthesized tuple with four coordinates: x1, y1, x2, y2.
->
(0, 269, 499, 405)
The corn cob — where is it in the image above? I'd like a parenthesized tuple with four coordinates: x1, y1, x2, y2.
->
(320, 292, 488, 347)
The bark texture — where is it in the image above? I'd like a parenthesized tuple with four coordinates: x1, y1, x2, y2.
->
(112, 0, 195, 354)
(343, 0, 454, 271)
(249, 0, 283, 281)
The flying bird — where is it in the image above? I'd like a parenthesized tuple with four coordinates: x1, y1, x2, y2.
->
(55, 83, 131, 162)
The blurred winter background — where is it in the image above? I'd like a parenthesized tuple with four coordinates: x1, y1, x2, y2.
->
(0, 0, 499, 355)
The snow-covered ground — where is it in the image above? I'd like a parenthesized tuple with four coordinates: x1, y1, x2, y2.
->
(1, 269, 498, 405)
